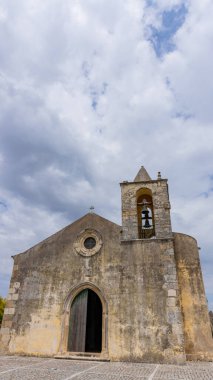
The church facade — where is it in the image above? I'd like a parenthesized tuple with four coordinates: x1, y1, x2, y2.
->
(1, 167, 213, 363)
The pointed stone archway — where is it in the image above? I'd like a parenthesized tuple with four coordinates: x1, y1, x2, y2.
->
(59, 282, 108, 358)
(68, 288, 102, 353)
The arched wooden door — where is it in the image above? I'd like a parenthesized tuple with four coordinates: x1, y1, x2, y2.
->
(68, 289, 102, 353)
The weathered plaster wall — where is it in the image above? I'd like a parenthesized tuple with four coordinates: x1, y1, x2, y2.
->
(0, 214, 121, 357)
(118, 238, 185, 363)
(1, 214, 212, 363)
(0, 213, 185, 363)
(174, 233, 213, 360)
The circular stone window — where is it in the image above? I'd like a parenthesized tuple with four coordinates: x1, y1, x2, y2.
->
(84, 237, 96, 249)
(74, 229, 103, 257)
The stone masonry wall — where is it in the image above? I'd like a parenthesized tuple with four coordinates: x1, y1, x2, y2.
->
(0, 214, 122, 358)
(0, 265, 21, 353)
(120, 179, 172, 241)
(174, 232, 213, 361)
(118, 238, 185, 363)
(0, 213, 185, 363)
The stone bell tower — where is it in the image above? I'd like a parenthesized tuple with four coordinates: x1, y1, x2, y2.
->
(120, 166, 186, 363)
(120, 166, 172, 240)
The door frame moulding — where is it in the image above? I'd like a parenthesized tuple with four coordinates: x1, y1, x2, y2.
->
(58, 282, 108, 358)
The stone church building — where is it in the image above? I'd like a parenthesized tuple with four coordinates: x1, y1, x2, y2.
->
(1, 167, 213, 363)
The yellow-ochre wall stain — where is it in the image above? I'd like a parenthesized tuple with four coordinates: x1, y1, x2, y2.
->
(174, 233, 213, 360)
(9, 309, 61, 355)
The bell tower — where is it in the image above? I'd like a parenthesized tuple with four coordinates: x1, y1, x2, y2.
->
(120, 166, 172, 240)
(119, 166, 186, 362)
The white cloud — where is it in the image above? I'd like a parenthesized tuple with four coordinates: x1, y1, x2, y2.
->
(163, 0, 213, 122)
(0, 0, 212, 311)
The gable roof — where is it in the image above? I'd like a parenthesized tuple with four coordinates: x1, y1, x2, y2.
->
(13, 212, 121, 257)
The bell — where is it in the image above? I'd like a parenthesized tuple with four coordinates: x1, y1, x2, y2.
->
(142, 209, 151, 229)
(142, 209, 149, 217)
(144, 219, 151, 228)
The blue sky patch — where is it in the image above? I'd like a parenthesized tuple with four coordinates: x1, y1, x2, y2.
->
(0, 201, 7, 210)
(90, 82, 108, 111)
(199, 192, 209, 198)
(82, 61, 91, 79)
(90, 88, 98, 110)
(147, 4, 188, 57)
(174, 111, 193, 120)
(92, 98, 98, 110)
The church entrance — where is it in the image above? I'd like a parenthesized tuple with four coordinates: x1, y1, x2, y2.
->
(68, 289, 102, 353)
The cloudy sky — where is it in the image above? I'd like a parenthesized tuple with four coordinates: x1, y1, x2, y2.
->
(0, 0, 213, 308)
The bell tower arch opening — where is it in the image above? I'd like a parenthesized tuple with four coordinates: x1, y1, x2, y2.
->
(121, 167, 172, 240)
(136, 188, 155, 239)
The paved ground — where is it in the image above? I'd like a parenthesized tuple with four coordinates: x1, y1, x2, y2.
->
(0, 356, 213, 380)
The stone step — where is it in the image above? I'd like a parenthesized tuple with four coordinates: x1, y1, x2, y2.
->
(55, 353, 110, 362)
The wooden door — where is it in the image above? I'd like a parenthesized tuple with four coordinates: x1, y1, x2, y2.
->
(68, 289, 88, 352)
